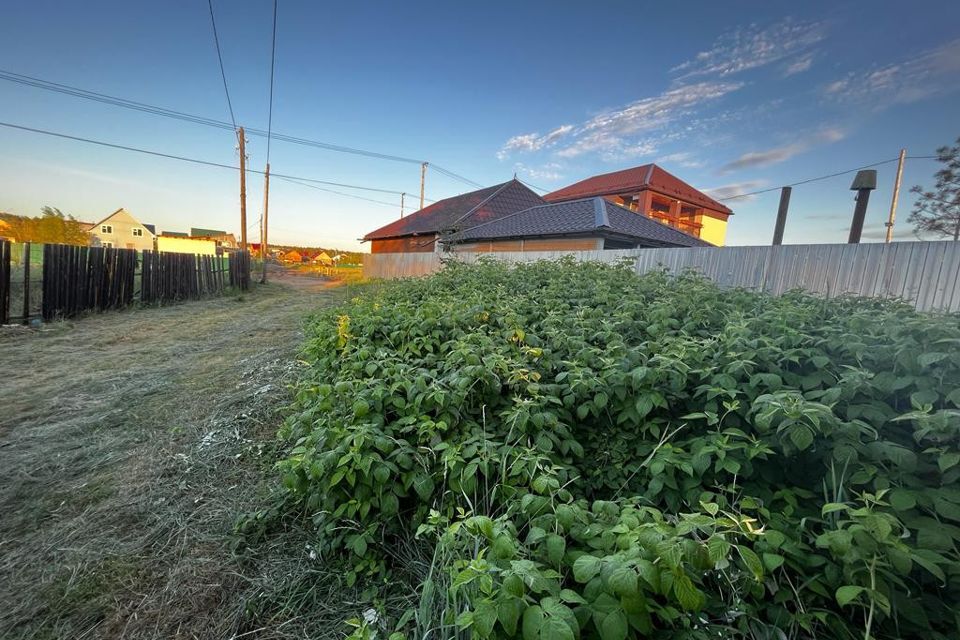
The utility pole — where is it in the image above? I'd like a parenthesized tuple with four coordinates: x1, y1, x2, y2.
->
(400, 192, 406, 218)
(885, 148, 906, 243)
(260, 163, 270, 284)
(419, 162, 428, 211)
(772, 186, 792, 245)
(238, 127, 247, 251)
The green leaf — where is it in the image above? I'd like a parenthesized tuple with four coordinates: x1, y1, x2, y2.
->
(821, 502, 849, 516)
(540, 617, 575, 640)
(573, 554, 601, 583)
(789, 425, 814, 450)
(559, 588, 586, 604)
(413, 473, 435, 500)
(672, 573, 705, 611)
(737, 545, 764, 581)
(608, 566, 638, 597)
(522, 605, 543, 640)
(835, 585, 865, 607)
(762, 553, 785, 571)
(473, 600, 498, 638)
(545, 534, 566, 565)
(889, 489, 916, 511)
(594, 606, 628, 640)
(498, 596, 524, 636)
(939, 452, 960, 473)
(707, 536, 731, 565)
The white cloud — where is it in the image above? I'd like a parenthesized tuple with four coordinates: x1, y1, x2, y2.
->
(552, 81, 743, 160)
(824, 38, 960, 104)
(672, 18, 825, 81)
(703, 180, 768, 202)
(784, 54, 814, 76)
(497, 124, 573, 160)
(657, 152, 704, 169)
(719, 128, 845, 174)
(513, 162, 564, 182)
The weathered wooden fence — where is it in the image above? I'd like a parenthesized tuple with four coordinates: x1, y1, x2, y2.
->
(363, 241, 960, 313)
(0, 243, 252, 323)
(0, 240, 10, 324)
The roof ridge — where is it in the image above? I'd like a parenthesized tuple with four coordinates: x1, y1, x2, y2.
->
(444, 179, 518, 231)
(593, 197, 609, 228)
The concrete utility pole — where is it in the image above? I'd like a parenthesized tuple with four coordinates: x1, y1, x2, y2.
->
(400, 192, 405, 218)
(772, 186, 792, 245)
(885, 148, 906, 243)
(238, 127, 247, 251)
(848, 170, 878, 244)
(260, 163, 270, 284)
(419, 162, 428, 211)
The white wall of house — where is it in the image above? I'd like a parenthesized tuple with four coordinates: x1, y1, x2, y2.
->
(89, 208, 155, 250)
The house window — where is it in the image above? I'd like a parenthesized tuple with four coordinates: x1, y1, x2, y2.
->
(101, 224, 113, 234)
(132, 228, 143, 237)
(103, 241, 113, 248)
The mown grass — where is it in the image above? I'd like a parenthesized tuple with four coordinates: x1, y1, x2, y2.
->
(0, 277, 359, 639)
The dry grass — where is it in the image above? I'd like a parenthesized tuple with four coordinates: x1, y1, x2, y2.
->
(0, 275, 363, 639)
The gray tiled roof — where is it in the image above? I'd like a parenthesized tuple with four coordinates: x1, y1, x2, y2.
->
(363, 180, 545, 240)
(449, 197, 710, 248)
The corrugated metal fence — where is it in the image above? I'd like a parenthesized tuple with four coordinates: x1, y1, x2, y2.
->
(362, 241, 960, 313)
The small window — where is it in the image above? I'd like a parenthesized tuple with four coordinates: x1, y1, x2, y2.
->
(132, 228, 143, 237)
(103, 241, 113, 248)
(101, 224, 113, 234)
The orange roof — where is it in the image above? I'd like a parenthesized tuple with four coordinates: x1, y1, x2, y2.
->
(544, 164, 732, 215)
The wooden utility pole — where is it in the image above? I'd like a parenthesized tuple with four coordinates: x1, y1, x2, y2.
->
(21, 242, 30, 324)
(237, 127, 247, 251)
(772, 186, 792, 245)
(260, 163, 270, 284)
(419, 162, 428, 211)
(400, 192, 406, 218)
(238, 127, 247, 250)
(885, 148, 906, 243)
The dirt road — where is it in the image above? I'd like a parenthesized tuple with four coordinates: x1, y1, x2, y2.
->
(0, 276, 345, 639)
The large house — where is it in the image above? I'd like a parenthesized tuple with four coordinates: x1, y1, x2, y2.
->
(83, 208, 156, 251)
(544, 164, 732, 246)
(362, 164, 727, 253)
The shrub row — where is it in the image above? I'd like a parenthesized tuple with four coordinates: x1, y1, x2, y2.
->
(276, 259, 960, 639)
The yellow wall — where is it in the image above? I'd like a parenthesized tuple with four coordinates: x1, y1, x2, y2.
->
(699, 215, 729, 246)
(157, 236, 217, 255)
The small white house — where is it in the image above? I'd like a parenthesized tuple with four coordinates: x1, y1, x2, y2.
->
(85, 208, 155, 251)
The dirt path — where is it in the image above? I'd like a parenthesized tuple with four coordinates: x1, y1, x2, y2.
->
(0, 276, 345, 639)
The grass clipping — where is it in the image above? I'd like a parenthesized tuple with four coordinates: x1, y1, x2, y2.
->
(267, 258, 960, 640)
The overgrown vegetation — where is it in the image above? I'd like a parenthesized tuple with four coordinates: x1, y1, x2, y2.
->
(272, 259, 960, 639)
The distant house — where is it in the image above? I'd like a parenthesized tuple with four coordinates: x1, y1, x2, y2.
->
(543, 164, 733, 246)
(312, 251, 333, 265)
(363, 179, 544, 253)
(190, 228, 237, 249)
(162, 231, 189, 238)
(282, 250, 303, 263)
(157, 236, 217, 255)
(86, 208, 155, 250)
(447, 197, 709, 251)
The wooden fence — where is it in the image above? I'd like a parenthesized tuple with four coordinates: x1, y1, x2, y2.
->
(362, 241, 960, 313)
(0, 240, 10, 324)
(0, 242, 252, 323)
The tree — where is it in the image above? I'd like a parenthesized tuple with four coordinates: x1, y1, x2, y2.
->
(908, 136, 960, 240)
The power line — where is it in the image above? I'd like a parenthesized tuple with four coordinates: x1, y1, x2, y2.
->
(0, 120, 432, 199)
(206, 0, 237, 131)
(515, 177, 549, 193)
(0, 68, 483, 187)
(274, 175, 404, 208)
(716, 155, 942, 202)
(265, 0, 278, 164)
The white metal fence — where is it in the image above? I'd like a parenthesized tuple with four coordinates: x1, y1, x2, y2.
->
(362, 241, 960, 313)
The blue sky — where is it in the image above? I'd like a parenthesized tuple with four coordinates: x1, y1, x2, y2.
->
(1, 1, 958, 250)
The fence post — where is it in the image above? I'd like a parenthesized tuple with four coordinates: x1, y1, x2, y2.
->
(22, 242, 31, 324)
(0, 241, 9, 324)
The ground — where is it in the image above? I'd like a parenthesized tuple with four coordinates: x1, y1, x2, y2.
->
(0, 271, 353, 639)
